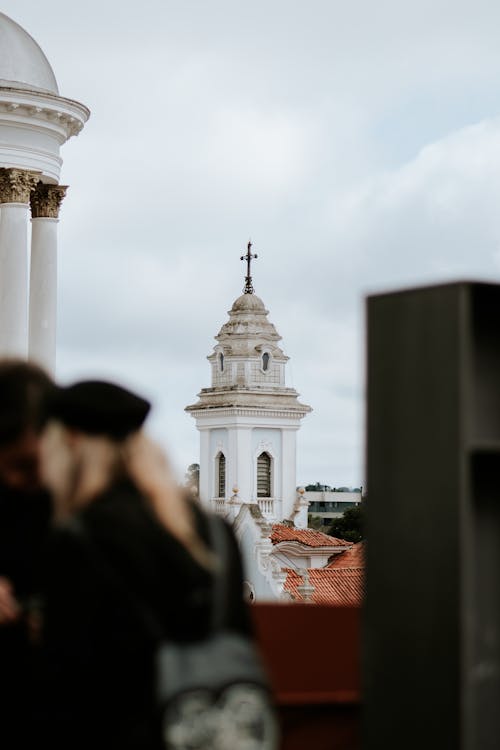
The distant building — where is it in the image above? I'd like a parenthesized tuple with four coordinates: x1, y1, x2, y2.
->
(186, 243, 311, 529)
(186, 248, 363, 601)
(306, 489, 362, 524)
(327, 541, 364, 569)
(283, 567, 363, 605)
(284, 541, 365, 604)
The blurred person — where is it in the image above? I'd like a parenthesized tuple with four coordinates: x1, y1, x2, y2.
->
(38, 380, 251, 750)
(0, 359, 53, 744)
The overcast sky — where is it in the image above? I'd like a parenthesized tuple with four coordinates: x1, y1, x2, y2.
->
(5, 0, 500, 487)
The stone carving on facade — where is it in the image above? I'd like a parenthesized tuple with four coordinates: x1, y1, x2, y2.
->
(257, 440, 274, 455)
(256, 537, 274, 575)
(236, 362, 245, 385)
(247, 504, 272, 532)
(228, 487, 240, 504)
(296, 568, 315, 602)
(0, 168, 40, 203)
(30, 183, 67, 218)
(288, 487, 310, 523)
(270, 558, 287, 586)
(238, 504, 274, 577)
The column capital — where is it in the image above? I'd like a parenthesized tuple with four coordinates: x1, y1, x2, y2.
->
(0, 168, 41, 204)
(30, 183, 68, 219)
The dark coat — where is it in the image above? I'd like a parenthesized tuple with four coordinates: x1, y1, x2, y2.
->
(40, 478, 251, 750)
(0, 482, 51, 744)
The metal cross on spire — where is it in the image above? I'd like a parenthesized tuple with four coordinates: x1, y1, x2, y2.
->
(240, 240, 258, 294)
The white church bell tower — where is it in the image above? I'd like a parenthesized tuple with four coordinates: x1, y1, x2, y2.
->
(186, 243, 311, 527)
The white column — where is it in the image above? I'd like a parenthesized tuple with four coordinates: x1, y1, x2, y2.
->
(29, 184, 67, 374)
(281, 426, 299, 521)
(228, 425, 239, 498)
(0, 169, 40, 358)
(198, 427, 211, 508)
(234, 425, 253, 503)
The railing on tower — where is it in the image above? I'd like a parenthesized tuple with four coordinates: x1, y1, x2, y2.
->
(212, 498, 227, 515)
(257, 497, 275, 517)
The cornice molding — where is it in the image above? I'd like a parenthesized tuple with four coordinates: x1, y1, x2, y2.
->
(272, 541, 348, 556)
(186, 406, 311, 419)
(198, 385, 300, 396)
(0, 88, 89, 138)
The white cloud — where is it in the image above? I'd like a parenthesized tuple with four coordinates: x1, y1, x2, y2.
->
(4, 0, 500, 484)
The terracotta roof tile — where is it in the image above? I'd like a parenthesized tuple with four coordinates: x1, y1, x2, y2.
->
(328, 542, 365, 569)
(271, 524, 351, 548)
(284, 567, 364, 606)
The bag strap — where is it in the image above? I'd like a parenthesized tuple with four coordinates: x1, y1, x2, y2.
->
(64, 511, 229, 642)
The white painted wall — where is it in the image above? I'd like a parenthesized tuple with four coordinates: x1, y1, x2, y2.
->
(281, 428, 299, 521)
(238, 525, 275, 601)
(198, 428, 211, 509)
(232, 426, 252, 503)
(272, 549, 333, 569)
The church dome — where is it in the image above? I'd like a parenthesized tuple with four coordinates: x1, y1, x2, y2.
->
(216, 289, 284, 356)
(0, 13, 58, 94)
(230, 293, 268, 313)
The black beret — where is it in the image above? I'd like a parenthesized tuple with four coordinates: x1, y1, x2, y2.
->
(44, 380, 151, 439)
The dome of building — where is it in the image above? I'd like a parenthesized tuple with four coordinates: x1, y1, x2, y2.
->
(0, 13, 58, 94)
(230, 293, 268, 314)
(220, 290, 281, 349)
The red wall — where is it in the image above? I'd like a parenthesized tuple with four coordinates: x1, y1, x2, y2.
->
(251, 604, 361, 750)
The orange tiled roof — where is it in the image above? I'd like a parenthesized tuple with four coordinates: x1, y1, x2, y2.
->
(328, 541, 365, 569)
(271, 524, 351, 548)
(284, 567, 364, 605)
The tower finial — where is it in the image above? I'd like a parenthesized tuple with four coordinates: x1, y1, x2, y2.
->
(240, 239, 258, 294)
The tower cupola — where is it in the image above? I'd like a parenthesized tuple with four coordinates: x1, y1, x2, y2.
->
(186, 243, 311, 525)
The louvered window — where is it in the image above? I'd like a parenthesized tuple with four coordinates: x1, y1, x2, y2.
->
(217, 453, 226, 497)
(257, 452, 271, 497)
(262, 352, 270, 371)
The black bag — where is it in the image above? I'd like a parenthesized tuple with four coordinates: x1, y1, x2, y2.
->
(68, 513, 279, 750)
(155, 514, 279, 750)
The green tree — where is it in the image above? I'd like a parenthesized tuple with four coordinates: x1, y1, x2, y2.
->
(307, 514, 324, 530)
(184, 463, 200, 498)
(328, 503, 364, 543)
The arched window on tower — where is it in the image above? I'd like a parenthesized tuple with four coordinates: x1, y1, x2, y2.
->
(219, 352, 224, 372)
(216, 452, 226, 498)
(257, 452, 272, 497)
(262, 352, 270, 371)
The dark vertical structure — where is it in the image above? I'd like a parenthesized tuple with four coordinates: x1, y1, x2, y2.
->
(217, 453, 226, 498)
(365, 281, 500, 750)
(257, 452, 272, 497)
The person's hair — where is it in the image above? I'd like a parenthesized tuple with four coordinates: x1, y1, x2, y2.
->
(43, 422, 215, 570)
(0, 359, 52, 446)
(123, 433, 216, 570)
